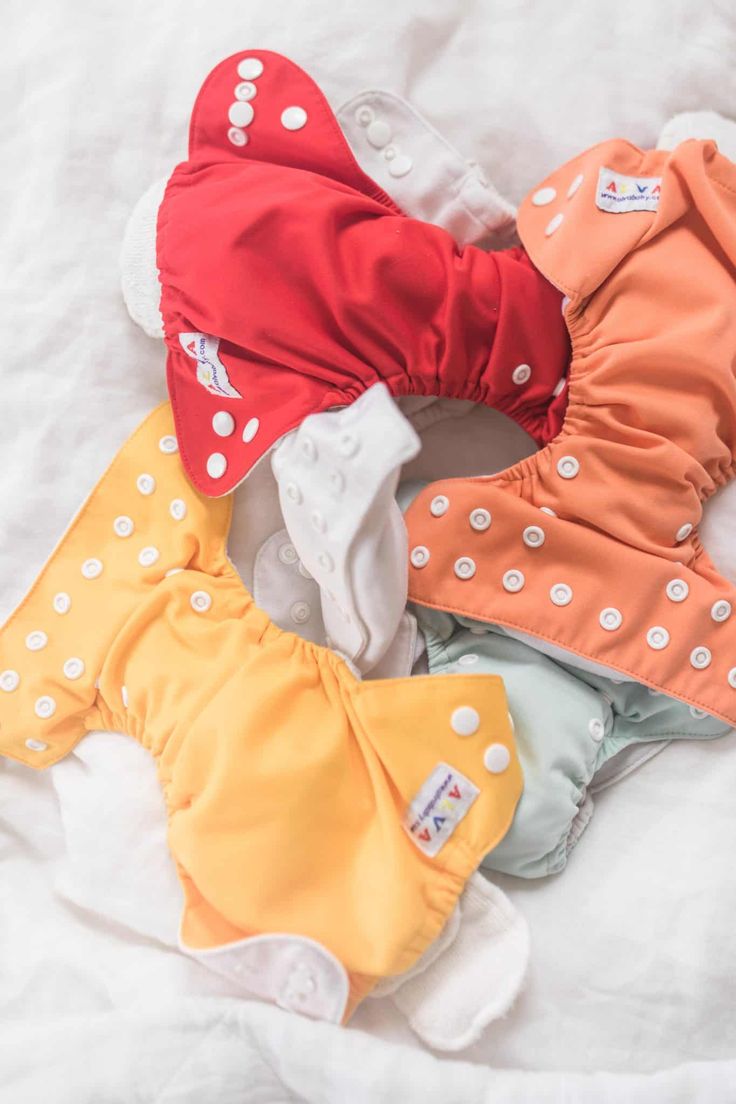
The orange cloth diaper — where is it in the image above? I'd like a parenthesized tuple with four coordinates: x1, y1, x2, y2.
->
(406, 139, 736, 726)
(0, 403, 521, 1021)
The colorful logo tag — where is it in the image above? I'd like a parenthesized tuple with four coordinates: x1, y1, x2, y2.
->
(178, 332, 242, 398)
(596, 167, 662, 214)
(403, 762, 479, 858)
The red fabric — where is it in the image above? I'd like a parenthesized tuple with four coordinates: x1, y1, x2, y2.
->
(157, 49, 570, 497)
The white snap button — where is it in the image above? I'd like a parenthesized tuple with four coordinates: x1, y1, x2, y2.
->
(337, 432, 359, 458)
(290, 601, 311, 624)
(552, 377, 567, 397)
(646, 626, 670, 650)
(483, 743, 511, 773)
(0, 670, 20, 692)
(561, 296, 570, 314)
(281, 106, 308, 131)
(165, 568, 184, 577)
(212, 411, 235, 437)
(34, 696, 56, 719)
(159, 435, 178, 454)
(451, 705, 480, 736)
(237, 57, 264, 80)
(366, 119, 392, 147)
(228, 127, 247, 147)
(729, 669, 736, 689)
(301, 437, 317, 462)
(81, 558, 103, 579)
(114, 515, 134, 538)
(532, 186, 556, 206)
(63, 657, 85, 680)
(136, 473, 156, 496)
(454, 556, 476, 580)
(53, 592, 72, 614)
(458, 653, 479, 665)
(690, 646, 712, 670)
(389, 154, 413, 178)
(469, 508, 491, 531)
(675, 522, 693, 542)
(689, 706, 708, 719)
(539, 506, 557, 517)
(430, 495, 449, 517)
(228, 100, 254, 128)
(169, 499, 187, 521)
(298, 562, 312, 580)
(502, 569, 525, 593)
(523, 525, 545, 548)
(588, 717, 605, 742)
(278, 543, 298, 565)
(25, 737, 48, 751)
(545, 212, 564, 236)
(512, 363, 532, 385)
(550, 582, 573, 606)
(557, 455, 579, 479)
(286, 482, 302, 504)
(383, 145, 397, 161)
(206, 453, 227, 480)
(138, 546, 160, 567)
(355, 106, 374, 126)
(234, 80, 257, 101)
(318, 551, 335, 572)
(242, 417, 260, 443)
(190, 590, 212, 613)
(121, 685, 129, 708)
(712, 599, 732, 623)
(26, 631, 48, 651)
(410, 545, 430, 568)
(329, 469, 344, 494)
(665, 578, 689, 602)
(311, 511, 327, 533)
(567, 173, 584, 198)
(599, 607, 623, 631)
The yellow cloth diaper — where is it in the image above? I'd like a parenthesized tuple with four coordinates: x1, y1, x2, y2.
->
(0, 403, 521, 1021)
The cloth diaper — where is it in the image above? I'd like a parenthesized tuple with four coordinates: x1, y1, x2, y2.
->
(405, 137, 736, 727)
(0, 402, 524, 1022)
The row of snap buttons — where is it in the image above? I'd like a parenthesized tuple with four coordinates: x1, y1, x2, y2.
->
(354, 104, 413, 177)
(449, 704, 511, 773)
(531, 170, 585, 237)
(228, 57, 309, 147)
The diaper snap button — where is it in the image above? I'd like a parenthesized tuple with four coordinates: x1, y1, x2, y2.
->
(286, 482, 302, 504)
(502, 569, 525, 593)
(290, 601, 311, 624)
(430, 495, 449, 517)
(355, 105, 374, 126)
(121, 686, 129, 708)
(278, 543, 298, 565)
(25, 631, 48, 651)
(367, 120, 392, 147)
(136, 473, 156, 496)
(281, 106, 308, 131)
(410, 545, 430, 568)
(311, 511, 327, 533)
(483, 744, 511, 773)
(212, 411, 235, 437)
(451, 706, 480, 736)
(81, 558, 103, 579)
(599, 607, 623, 631)
(689, 706, 709, 719)
(532, 186, 556, 206)
(34, 696, 56, 719)
(567, 173, 584, 198)
(711, 600, 732, 623)
(523, 525, 545, 548)
(690, 646, 712, 670)
(138, 546, 160, 568)
(25, 737, 48, 751)
(206, 453, 227, 480)
(539, 506, 557, 517)
(454, 556, 476, 580)
(63, 657, 85, 680)
(388, 155, 413, 178)
(665, 579, 689, 603)
(729, 669, 736, 689)
(549, 582, 573, 606)
(114, 516, 134, 538)
(556, 455, 579, 479)
(457, 653, 479, 666)
(228, 127, 247, 147)
(588, 718, 605, 742)
(53, 592, 72, 614)
(169, 499, 187, 521)
(675, 522, 693, 542)
(318, 551, 335, 572)
(337, 432, 359, 458)
(545, 212, 564, 236)
(158, 435, 178, 454)
(0, 670, 20, 692)
(301, 437, 317, 462)
(190, 590, 212, 613)
(234, 80, 257, 101)
(646, 626, 670, 650)
(228, 101, 254, 128)
(512, 363, 532, 385)
(237, 57, 264, 80)
(469, 508, 491, 531)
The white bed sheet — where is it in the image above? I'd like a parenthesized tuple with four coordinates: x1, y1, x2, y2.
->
(2, 1, 736, 1100)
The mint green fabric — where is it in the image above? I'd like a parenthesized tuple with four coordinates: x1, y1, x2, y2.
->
(416, 607, 731, 879)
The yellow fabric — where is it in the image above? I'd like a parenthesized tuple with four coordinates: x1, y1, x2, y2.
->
(0, 402, 521, 1016)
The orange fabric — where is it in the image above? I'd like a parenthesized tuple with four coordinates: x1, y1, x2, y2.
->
(406, 139, 736, 726)
(0, 403, 521, 1017)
